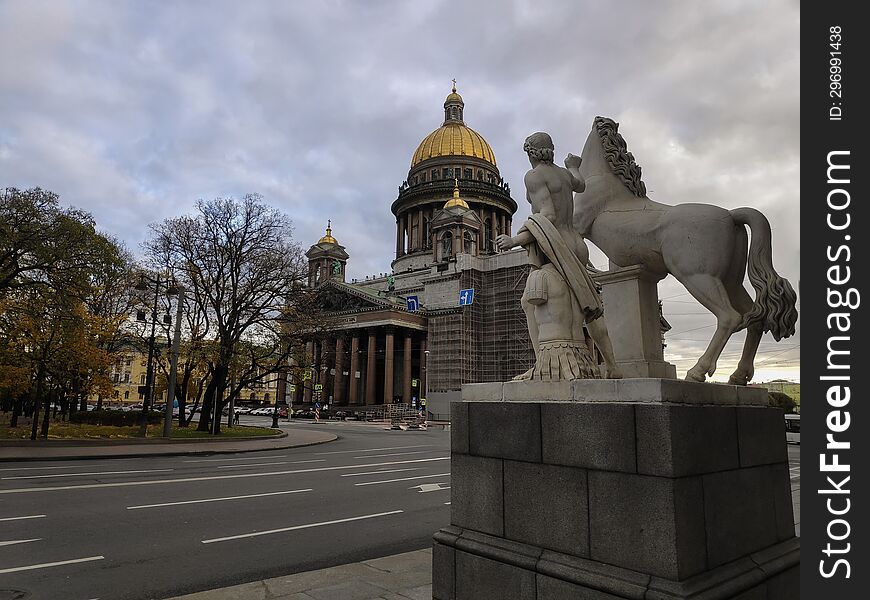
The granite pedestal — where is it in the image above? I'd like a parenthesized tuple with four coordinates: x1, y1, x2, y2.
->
(432, 379, 799, 600)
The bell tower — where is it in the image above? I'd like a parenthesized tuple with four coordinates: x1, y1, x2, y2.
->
(305, 220, 349, 287)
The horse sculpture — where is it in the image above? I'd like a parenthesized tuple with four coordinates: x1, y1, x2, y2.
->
(575, 116, 798, 384)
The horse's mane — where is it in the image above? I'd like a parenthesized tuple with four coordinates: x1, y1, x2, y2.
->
(594, 116, 647, 197)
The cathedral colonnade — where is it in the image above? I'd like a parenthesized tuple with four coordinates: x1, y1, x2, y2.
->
(291, 326, 427, 407)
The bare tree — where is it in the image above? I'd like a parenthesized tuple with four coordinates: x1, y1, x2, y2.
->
(145, 195, 313, 433)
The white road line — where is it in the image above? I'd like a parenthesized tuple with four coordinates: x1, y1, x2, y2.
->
(201, 510, 404, 544)
(0, 465, 119, 472)
(0, 514, 46, 522)
(0, 457, 450, 495)
(128, 488, 312, 510)
(218, 460, 325, 469)
(340, 468, 421, 477)
(355, 473, 451, 486)
(0, 555, 104, 575)
(354, 450, 437, 459)
(2, 469, 173, 481)
(183, 455, 291, 463)
(444, 502, 451, 505)
(0, 538, 41, 547)
(315, 445, 432, 455)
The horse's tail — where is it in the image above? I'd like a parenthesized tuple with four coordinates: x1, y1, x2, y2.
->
(730, 207, 798, 340)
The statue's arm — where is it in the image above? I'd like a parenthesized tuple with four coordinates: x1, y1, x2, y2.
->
(496, 227, 533, 251)
(565, 154, 586, 193)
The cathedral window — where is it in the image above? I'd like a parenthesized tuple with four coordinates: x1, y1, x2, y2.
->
(443, 167, 453, 179)
(484, 219, 492, 252)
(432, 169, 439, 180)
(423, 217, 431, 249)
(464, 168, 473, 180)
(463, 231, 475, 255)
(421, 172, 426, 183)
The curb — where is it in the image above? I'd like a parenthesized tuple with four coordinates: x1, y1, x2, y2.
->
(0, 432, 338, 462)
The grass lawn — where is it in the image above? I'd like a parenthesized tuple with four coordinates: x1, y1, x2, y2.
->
(0, 414, 279, 440)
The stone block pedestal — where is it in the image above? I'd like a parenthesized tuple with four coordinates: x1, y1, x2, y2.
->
(433, 379, 799, 600)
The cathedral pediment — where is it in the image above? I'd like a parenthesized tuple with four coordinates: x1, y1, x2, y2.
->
(315, 279, 404, 314)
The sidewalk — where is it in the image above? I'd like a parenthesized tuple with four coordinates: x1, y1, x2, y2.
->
(0, 427, 337, 462)
(166, 549, 432, 600)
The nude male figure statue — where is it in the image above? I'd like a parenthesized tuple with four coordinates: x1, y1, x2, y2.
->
(497, 132, 622, 379)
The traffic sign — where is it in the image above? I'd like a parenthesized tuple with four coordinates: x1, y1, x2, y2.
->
(302, 370, 312, 381)
(411, 378, 418, 388)
(288, 384, 296, 393)
(459, 288, 474, 306)
(421, 398, 426, 406)
(314, 384, 323, 391)
(406, 295, 419, 312)
(315, 402, 321, 409)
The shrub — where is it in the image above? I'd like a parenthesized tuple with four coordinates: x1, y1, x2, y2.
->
(69, 410, 163, 427)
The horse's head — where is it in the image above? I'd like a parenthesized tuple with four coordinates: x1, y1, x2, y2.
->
(579, 116, 647, 198)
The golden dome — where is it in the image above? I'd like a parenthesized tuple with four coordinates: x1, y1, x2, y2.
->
(410, 83, 497, 169)
(318, 220, 337, 245)
(444, 180, 470, 209)
(411, 123, 497, 168)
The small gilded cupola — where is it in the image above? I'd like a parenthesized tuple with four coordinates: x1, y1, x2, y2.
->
(443, 79, 465, 124)
(306, 220, 350, 287)
(430, 180, 481, 262)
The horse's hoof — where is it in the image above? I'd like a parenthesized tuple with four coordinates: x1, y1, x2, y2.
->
(685, 369, 706, 383)
(728, 375, 748, 386)
(512, 368, 534, 381)
(605, 366, 624, 379)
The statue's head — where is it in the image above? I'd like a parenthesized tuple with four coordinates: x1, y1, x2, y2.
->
(523, 132, 555, 163)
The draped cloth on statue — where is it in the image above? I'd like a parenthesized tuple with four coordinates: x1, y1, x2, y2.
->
(520, 213, 604, 322)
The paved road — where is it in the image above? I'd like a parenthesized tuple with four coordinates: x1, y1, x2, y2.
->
(0, 422, 451, 600)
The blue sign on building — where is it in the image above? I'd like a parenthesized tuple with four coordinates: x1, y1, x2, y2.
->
(406, 295, 419, 312)
(459, 288, 475, 306)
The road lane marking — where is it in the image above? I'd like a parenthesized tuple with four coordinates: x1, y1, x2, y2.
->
(410, 483, 450, 493)
(0, 457, 450, 495)
(2, 469, 173, 480)
(354, 450, 438, 459)
(217, 460, 325, 469)
(0, 538, 41, 547)
(201, 510, 404, 544)
(0, 465, 121, 472)
(315, 445, 432, 455)
(127, 488, 312, 509)
(355, 473, 451, 486)
(183, 455, 292, 463)
(0, 555, 104, 575)
(340, 468, 421, 477)
(0, 515, 46, 522)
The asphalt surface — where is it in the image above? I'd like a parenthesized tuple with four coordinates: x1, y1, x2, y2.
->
(0, 419, 451, 600)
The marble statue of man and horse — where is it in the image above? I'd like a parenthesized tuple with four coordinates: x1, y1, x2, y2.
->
(504, 117, 798, 385)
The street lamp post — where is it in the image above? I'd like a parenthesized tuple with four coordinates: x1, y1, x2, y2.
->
(134, 272, 178, 437)
(163, 285, 185, 438)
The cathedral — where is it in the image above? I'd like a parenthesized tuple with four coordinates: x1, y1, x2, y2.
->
(295, 85, 539, 419)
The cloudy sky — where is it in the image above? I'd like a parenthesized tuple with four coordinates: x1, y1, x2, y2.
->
(0, 0, 800, 382)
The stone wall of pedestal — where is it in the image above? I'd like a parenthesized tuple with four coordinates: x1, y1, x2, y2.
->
(432, 379, 799, 600)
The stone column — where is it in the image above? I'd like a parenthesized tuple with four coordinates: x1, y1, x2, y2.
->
(333, 337, 345, 405)
(349, 334, 360, 405)
(403, 333, 413, 403)
(396, 216, 405, 258)
(365, 331, 377, 405)
(383, 328, 395, 404)
(418, 208, 424, 249)
(303, 341, 313, 404)
(594, 264, 677, 379)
